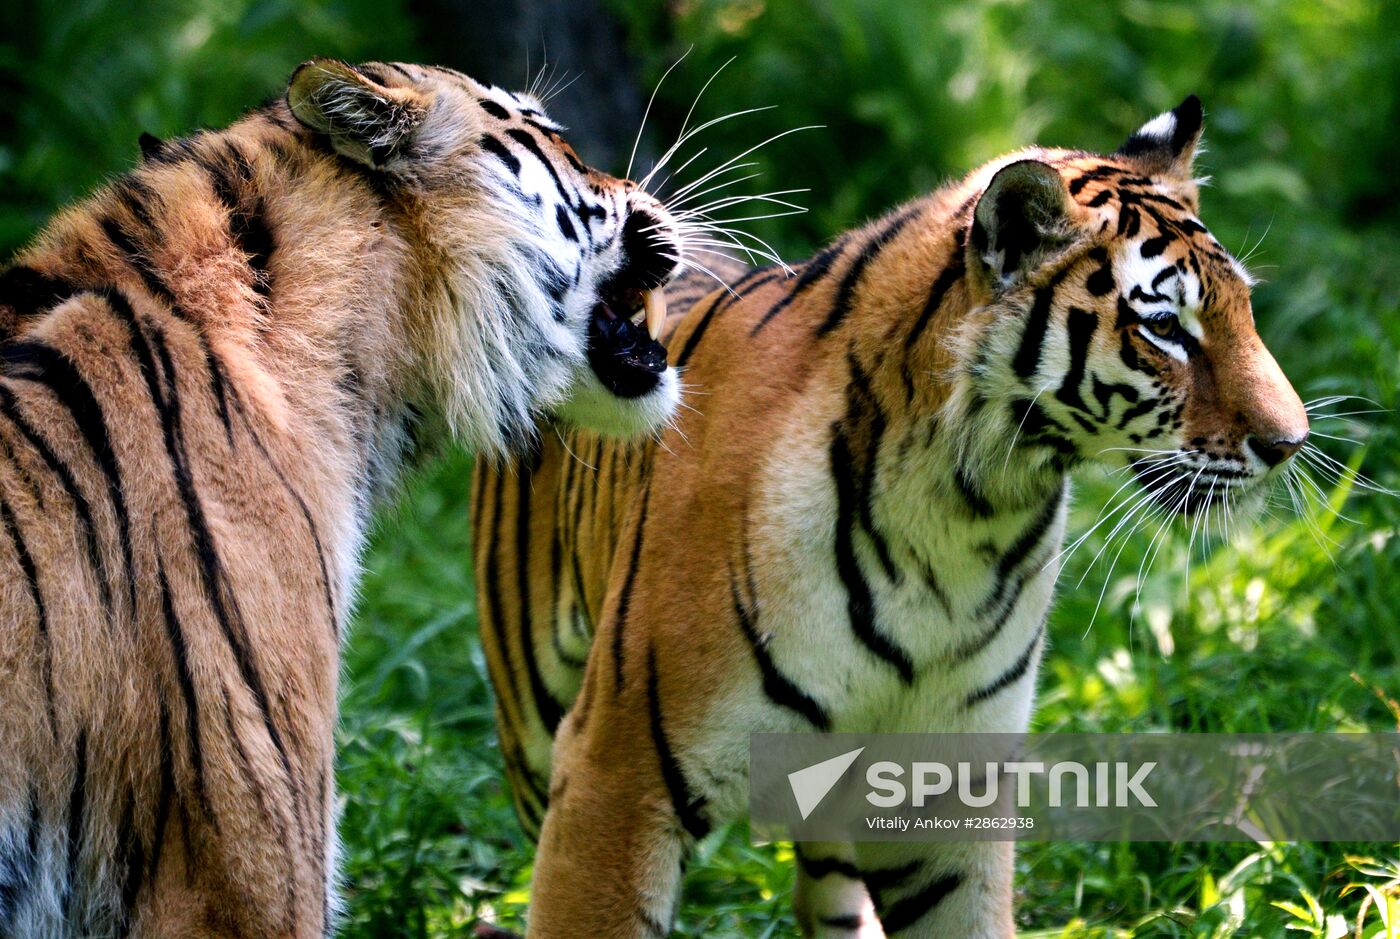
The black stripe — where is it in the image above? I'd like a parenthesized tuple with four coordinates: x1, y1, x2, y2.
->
(478, 98, 511, 120)
(862, 860, 921, 899)
(729, 566, 830, 729)
(1, 337, 137, 613)
(155, 558, 213, 817)
(113, 177, 159, 232)
(1114, 394, 1159, 430)
(751, 238, 848, 335)
(0, 266, 76, 317)
(566, 443, 591, 631)
(879, 872, 962, 934)
(514, 457, 566, 733)
(100, 213, 173, 306)
(483, 468, 527, 728)
(555, 204, 578, 242)
(847, 357, 897, 581)
(196, 334, 233, 447)
(1068, 164, 1123, 196)
(1085, 246, 1114, 296)
(820, 913, 865, 931)
(675, 272, 774, 368)
(547, 469, 586, 670)
(64, 728, 88, 915)
(817, 207, 920, 336)
(316, 759, 332, 935)
(645, 643, 709, 839)
(1011, 274, 1063, 379)
(148, 701, 175, 889)
(135, 314, 298, 802)
(611, 484, 651, 692)
(115, 789, 145, 938)
(993, 492, 1062, 583)
(0, 495, 57, 737)
(203, 144, 275, 298)
(480, 135, 521, 175)
(964, 622, 1044, 707)
(507, 128, 575, 207)
(1009, 397, 1076, 455)
(503, 734, 548, 834)
(797, 851, 862, 881)
(903, 233, 967, 352)
(953, 462, 994, 518)
(957, 493, 1060, 660)
(138, 133, 199, 167)
(970, 491, 1062, 623)
(1054, 307, 1098, 416)
(959, 571, 1029, 662)
(832, 423, 914, 683)
(1091, 374, 1138, 418)
(1140, 233, 1172, 258)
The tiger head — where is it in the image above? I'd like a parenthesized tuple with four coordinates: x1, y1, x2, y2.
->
(965, 96, 1308, 515)
(286, 59, 683, 454)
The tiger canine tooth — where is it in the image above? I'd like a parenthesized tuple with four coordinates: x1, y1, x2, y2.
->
(643, 288, 666, 340)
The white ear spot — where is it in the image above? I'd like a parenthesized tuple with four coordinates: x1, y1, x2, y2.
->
(1135, 110, 1177, 143)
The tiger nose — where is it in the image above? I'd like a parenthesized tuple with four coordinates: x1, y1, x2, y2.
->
(1246, 433, 1307, 467)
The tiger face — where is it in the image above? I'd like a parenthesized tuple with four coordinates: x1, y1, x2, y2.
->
(967, 96, 1308, 515)
(287, 59, 683, 453)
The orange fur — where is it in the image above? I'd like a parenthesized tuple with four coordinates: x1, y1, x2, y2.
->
(475, 99, 1309, 937)
(0, 59, 683, 937)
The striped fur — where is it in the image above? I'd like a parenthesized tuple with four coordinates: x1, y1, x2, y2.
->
(0, 59, 685, 937)
(473, 98, 1309, 937)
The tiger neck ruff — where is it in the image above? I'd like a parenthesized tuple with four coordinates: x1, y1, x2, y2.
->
(472, 95, 1309, 938)
(0, 59, 685, 938)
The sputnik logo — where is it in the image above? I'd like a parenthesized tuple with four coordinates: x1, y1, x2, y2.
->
(787, 747, 864, 820)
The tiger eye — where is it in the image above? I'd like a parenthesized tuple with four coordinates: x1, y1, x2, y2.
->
(1145, 316, 1179, 338)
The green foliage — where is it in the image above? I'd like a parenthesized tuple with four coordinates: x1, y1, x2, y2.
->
(2, 1, 1397, 936)
(0, 0, 419, 255)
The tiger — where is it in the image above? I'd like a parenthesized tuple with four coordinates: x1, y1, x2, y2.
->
(472, 95, 1310, 937)
(0, 57, 688, 938)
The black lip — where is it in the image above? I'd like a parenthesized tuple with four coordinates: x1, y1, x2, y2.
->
(585, 302, 667, 398)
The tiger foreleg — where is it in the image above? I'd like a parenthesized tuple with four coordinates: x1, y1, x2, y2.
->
(794, 843, 885, 938)
(852, 840, 1013, 938)
(526, 708, 688, 939)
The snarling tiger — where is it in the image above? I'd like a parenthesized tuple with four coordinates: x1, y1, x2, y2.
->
(0, 59, 685, 937)
(473, 96, 1309, 937)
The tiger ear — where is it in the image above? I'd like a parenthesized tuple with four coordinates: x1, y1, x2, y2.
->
(1115, 95, 1203, 179)
(970, 159, 1074, 288)
(287, 59, 428, 168)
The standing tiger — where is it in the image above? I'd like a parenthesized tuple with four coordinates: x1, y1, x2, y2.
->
(473, 96, 1309, 937)
(0, 59, 686, 937)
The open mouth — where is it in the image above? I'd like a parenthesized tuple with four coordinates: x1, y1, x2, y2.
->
(585, 282, 669, 399)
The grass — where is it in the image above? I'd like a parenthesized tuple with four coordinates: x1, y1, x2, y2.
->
(337, 405, 1399, 937)
(3, 2, 1394, 935)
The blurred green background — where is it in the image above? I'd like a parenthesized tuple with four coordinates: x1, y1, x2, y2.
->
(2, 1, 1397, 936)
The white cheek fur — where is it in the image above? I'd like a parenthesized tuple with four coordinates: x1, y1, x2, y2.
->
(551, 365, 681, 438)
